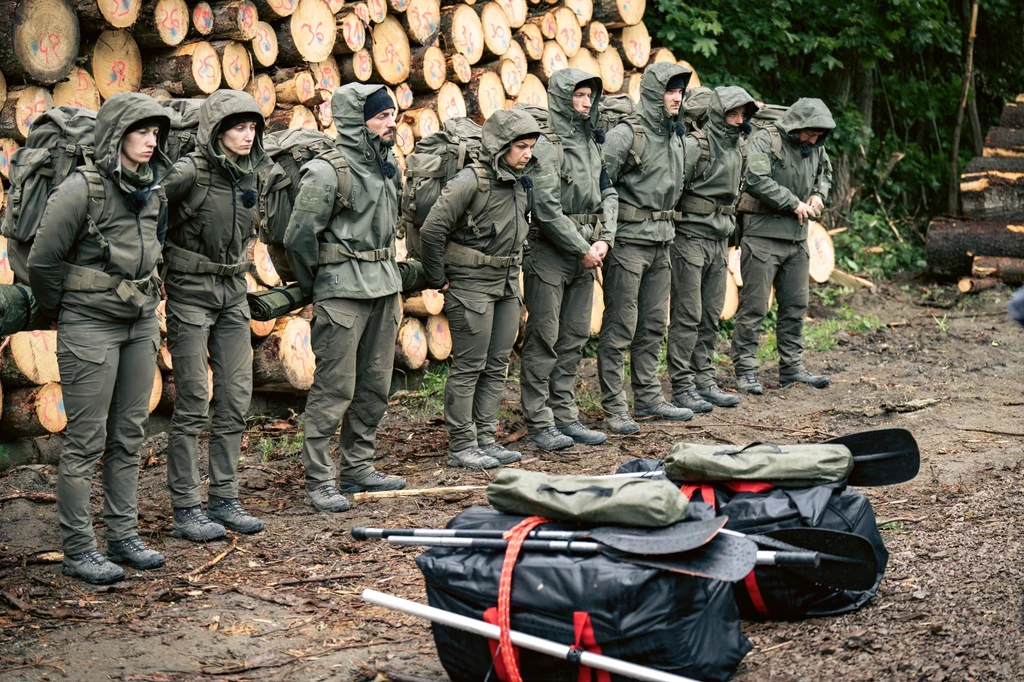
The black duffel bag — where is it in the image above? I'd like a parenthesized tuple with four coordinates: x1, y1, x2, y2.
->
(415, 506, 751, 682)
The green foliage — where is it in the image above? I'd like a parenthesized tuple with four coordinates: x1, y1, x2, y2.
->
(752, 304, 883, 363)
(402, 363, 449, 417)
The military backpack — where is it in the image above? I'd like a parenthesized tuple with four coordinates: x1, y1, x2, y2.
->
(737, 103, 790, 214)
(595, 94, 646, 173)
(161, 99, 203, 163)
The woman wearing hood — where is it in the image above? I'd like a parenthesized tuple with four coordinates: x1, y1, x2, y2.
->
(29, 93, 171, 584)
(420, 108, 540, 470)
(161, 90, 269, 543)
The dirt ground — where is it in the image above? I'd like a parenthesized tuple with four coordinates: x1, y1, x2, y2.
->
(2, 280, 1023, 682)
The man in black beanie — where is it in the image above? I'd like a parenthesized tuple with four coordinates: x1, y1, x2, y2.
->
(285, 84, 406, 513)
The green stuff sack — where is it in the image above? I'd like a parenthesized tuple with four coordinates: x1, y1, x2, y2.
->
(664, 442, 853, 489)
(0, 283, 44, 335)
(247, 284, 309, 321)
(486, 470, 688, 527)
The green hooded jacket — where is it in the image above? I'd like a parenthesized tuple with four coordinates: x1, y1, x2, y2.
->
(677, 86, 757, 240)
(601, 62, 689, 245)
(284, 84, 402, 301)
(163, 90, 268, 310)
(419, 108, 540, 297)
(529, 68, 618, 258)
(743, 97, 835, 241)
(28, 93, 171, 322)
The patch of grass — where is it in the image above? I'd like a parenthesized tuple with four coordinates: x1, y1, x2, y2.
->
(754, 305, 884, 363)
(250, 421, 304, 463)
(399, 363, 449, 418)
(575, 375, 602, 414)
(811, 285, 854, 307)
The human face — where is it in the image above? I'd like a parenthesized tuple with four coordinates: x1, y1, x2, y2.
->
(121, 125, 160, 172)
(366, 108, 397, 146)
(219, 121, 257, 161)
(724, 106, 746, 127)
(799, 130, 824, 146)
(664, 88, 683, 116)
(573, 86, 593, 116)
(503, 137, 537, 169)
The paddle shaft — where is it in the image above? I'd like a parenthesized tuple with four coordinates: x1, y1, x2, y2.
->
(362, 589, 705, 682)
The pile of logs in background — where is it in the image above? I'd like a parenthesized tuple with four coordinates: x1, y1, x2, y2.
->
(926, 96, 1024, 292)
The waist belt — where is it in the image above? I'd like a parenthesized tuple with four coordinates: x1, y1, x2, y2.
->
(443, 242, 522, 268)
(618, 202, 680, 222)
(736, 193, 788, 216)
(163, 244, 253, 277)
(62, 264, 159, 308)
(678, 195, 737, 216)
(567, 212, 608, 243)
(318, 243, 396, 265)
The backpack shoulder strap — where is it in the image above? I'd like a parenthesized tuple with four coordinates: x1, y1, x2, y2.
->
(625, 120, 646, 172)
(178, 153, 212, 220)
(767, 124, 785, 165)
(78, 164, 110, 252)
(314, 145, 353, 211)
(464, 162, 491, 237)
(690, 128, 711, 178)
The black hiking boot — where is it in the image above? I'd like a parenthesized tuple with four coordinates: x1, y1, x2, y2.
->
(480, 443, 523, 464)
(172, 506, 227, 542)
(63, 550, 125, 585)
(527, 426, 574, 452)
(107, 537, 165, 570)
(558, 421, 607, 446)
(604, 411, 640, 435)
(208, 496, 264, 534)
(448, 447, 501, 469)
(339, 471, 407, 494)
(634, 402, 694, 422)
(780, 369, 830, 389)
(736, 373, 764, 395)
(673, 389, 713, 413)
(698, 384, 740, 407)
(305, 485, 350, 512)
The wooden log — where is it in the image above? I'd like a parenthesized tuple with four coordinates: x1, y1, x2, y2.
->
(403, 289, 444, 316)
(678, 59, 700, 87)
(0, 139, 17, 180)
(208, 0, 259, 40)
(338, 49, 375, 83)
(266, 104, 318, 131)
(0, 331, 59, 386)
(394, 82, 415, 110)
(250, 238, 282, 287)
(1000, 102, 1024, 129)
(0, 71, 5, 116)
(418, 81, 467, 124)
(272, 67, 317, 105)
(552, 6, 581, 58)
(341, 0, 370, 25)
(958, 276, 999, 293)
(192, 2, 215, 35)
(465, 69, 506, 122)
(135, 0, 190, 48)
(0, 382, 65, 438)
(276, 0, 336, 64)
(52, 66, 101, 111)
(387, 0, 408, 11)
(365, 0, 387, 23)
(158, 366, 214, 411)
(72, 0, 140, 30)
(591, 0, 642, 28)
(586, 20, 609, 52)
(650, 46, 674, 63)
(88, 31, 144, 100)
(925, 216, 1024, 278)
(590, 277, 603, 335)
(156, 299, 167, 335)
(503, 39, 528, 82)
(402, 0, 441, 46)
(527, 10, 556, 39)
(311, 89, 333, 128)
(806, 220, 835, 283)
(960, 157, 1024, 220)
(565, 0, 591, 26)
(485, 58, 522, 97)
(251, 21, 279, 67)
(514, 23, 543, 60)
(0, 86, 52, 142)
(516, 72, 547, 107)
(447, 53, 473, 84)
(529, 40, 567, 83)
(310, 56, 341, 91)
(496, 0, 526, 29)
(424, 313, 451, 361)
(402, 107, 440, 139)
(407, 45, 448, 92)
(0, 0, 78, 84)
(333, 11, 367, 54)
(728, 244, 742, 287)
(157, 337, 174, 372)
(396, 120, 415, 154)
(827, 268, 873, 290)
(567, 47, 599, 79)
(245, 72, 277, 117)
(251, 0, 296, 19)
(720, 266, 739, 321)
(148, 366, 163, 414)
(142, 41, 220, 96)
(595, 46, 623, 92)
(983, 127, 1024, 158)
(0, 236, 13, 285)
(440, 5, 484, 65)
(972, 256, 1024, 283)
(213, 40, 253, 90)
(474, 1, 512, 59)
(626, 70, 641, 101)
(394, 316, 427, 370)
(252, 316, 315, 392)
(615, 22, 650, 68)
(371, 15, 412, 85)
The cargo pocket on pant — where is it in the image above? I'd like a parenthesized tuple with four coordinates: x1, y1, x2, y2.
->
(674, 238, 706, 269)
(57, 338, 107, 384)
(445, 294, 489, 336)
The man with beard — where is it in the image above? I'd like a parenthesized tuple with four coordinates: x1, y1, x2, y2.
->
(284, 85, 405, 512)
(669, 87, 757, 414)
(731, 97, 835, 394)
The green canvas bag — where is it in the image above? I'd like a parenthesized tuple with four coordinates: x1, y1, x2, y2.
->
(664, 442, 853, 489)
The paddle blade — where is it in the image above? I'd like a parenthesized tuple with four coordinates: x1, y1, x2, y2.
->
(588, 517, 727, 555)
(607, 533, 757, 583)
(827, 428, 920, 486)
(763, 527, 880, 591)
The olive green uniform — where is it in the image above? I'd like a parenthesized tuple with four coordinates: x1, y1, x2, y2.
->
(162, 90, 268, 509)
(284, 84, 403, 490)
(668, 86, 755, 395)
(420, 109, 540, 452)
(598, 62, 689, 414)
(28, 94, 170, 556)
(520, 69, 618, 433)
(731, 98, 835, 376)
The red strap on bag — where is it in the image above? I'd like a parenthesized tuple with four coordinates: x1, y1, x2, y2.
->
(572, 612, 611, 682)
(742, 570, 771, 616)
(680, 484, 717, 510)
(492, 516, 550, 682)
(483, 608, 517, 681)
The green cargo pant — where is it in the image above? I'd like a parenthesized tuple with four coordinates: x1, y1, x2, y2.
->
(55, 310, 159, 556)
(166, 300, 252, 509)
(667, 234, 727, 395)
(731, 235, 810, 375)
(520, 240, 594, 432)
(444, 291, 520, 452)
(597, 241, 671, 414)
(302, 294, 400, 490)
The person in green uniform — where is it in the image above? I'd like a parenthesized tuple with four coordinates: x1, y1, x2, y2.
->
(419, 109, 540, 468)
(520, 69, 618, 452)
(669, 87, 757, 414)
(599, 62, 694, 434)
(29, 93, 170, 583)
(284, 85, 406, 513)
(162, 90, 267, 541)
(731, 97, 835, 394)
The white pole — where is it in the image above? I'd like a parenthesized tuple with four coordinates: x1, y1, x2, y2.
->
(362, 589, 702, 682)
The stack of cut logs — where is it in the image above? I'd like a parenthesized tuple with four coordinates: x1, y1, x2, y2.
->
(926, 96, 1024, 291)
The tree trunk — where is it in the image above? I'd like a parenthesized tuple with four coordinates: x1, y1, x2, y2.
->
(0, 139, 18, 180)
(333, 11, 367, 54)
(551, 6, 580, 58)
(0, 86, 53, 142)
(72, 0, 139, 30)
(972, 256, 1024, 283)
(401, 106, 440, 139)
(626, 71, 641, 101)
(447, 53, 473, 84)
(0, 382, 65, 437)
(567, 47, 598, 80)
(245, 72, 277, 116)
(208, 0, 259, 40)
(157, 337, 174, 372)
(720, 267, 739, 321)
(494, 0, 526, 29)
(407, 46, 448, 92)
(983, 128, 1024, 158)
(590, 0, 643, 28)
(251, 21, 279, 67)
(806, 220, 835, 283)
(957, 276, 998, 293)
(213, 40, 253, 89)
(1000, 102, 1024, 129)
(371, 15, 412, 85)
(475, 1, 512, 59)
(0, 0, 78, 84)
(252, 0, 296, 20)
(425, 313, 452, 360)
(272, 67, 318, 105)
(948, 0, 979, 215)
(141, 41, 220, 96)
(586, 20, 609, 52)
(465, 68, 505, 122)
(960, 157, 1024, 220)
(249, 239, 282, 287)
(365, 0, 387, 23)
(265, 104, 318, 132)
(528, 40, 566, 83)
(402, 0, 441, 46)
(440, 5, 484, 65)
(417, 81, 467, 125)
(393, 82, 414, 110)
(526, 10, 556, 39)
(403, 289, 445, 316)
(514, 23, 544, 60)
(156, 299, 167, 335)
(612, 22, 649, 68)
(0, 331, 59, 386)
(51, 66, 101, 112)
(595, 46, 623, 93)
(191, 2, 215, 35)
(310, 55, 340, 91)
(565, 0, 591, 25)
(337, 50, 374, 83)
(925, 215, 1024, 278)
(252, 316, 315, 392)
(503, 39, 528, 81)
(276, 0, 336, 64)
(516, 72, 547, 108)
(590, 278, 603, 335)
(394, 316, 428, 370)
(396, 120, 415, 154)
(0, 236, 14, 285)
(148, 367, 162, 414)
(135, 0, 191, 48)
(88, 31, 144, 100)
